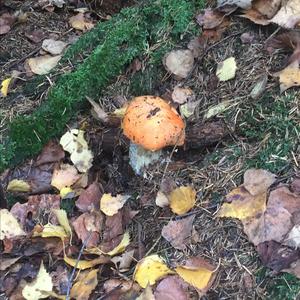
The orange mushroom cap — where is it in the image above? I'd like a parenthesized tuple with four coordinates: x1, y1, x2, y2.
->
(122, 96, 185, 151)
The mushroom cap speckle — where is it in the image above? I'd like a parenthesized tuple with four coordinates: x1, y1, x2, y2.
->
(122, 96, 185, 151)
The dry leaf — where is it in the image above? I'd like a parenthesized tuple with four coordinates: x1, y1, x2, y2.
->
(196, 8, 226, 29)
(0, 77, 12, 97)
(100, 193, 130, 216)
(60, 129, 93, 173)
(35, 140, 65, 166)
(162, 215, 195, 250)
(22, 261, 53, 300)
(179, 100, 200, 118)
(27, 55, 61, 75)
(106, 231, 130, 256)
(0, 257, 21, 271)
(275, 61, 300, 92)
(111, 249, 135, 271)
(172, 86, 195, 104)
(52, 209, 72, 237)
(136, 285, 155, 300)
(154, 275, 189, 300)
(155, 191, 170, 208)
(42, 39, 67, 55)
(70, 269, 98, 300)
(51, 164, 81, 191)
(103, 279, 140, 299)
(164, 50, 194, 79)
(134, 255, 174, 288)
(216, 57, 237, 81)
(217, 0, 251, 8)
(175, 257, 217, 296)
(69, 13, 94, 31)
(204, 101, 231, 119)
(0, 209, 25, 240)
(37, 224, 68, 239)
(250, 75, 268, 100)
(0, 13, 16, 35)
(169, 186, 196, 215)
(271, 0, 300, 28)
(64, 255, 110, 270)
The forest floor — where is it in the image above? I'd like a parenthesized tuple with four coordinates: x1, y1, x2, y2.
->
(0, 0, 300, 299)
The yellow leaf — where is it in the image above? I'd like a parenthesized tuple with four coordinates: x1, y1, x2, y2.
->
(69, 13, 94, 31)
(22, 261, 53, 300)
(275, 61, 300, 93)
(0, 209, 25, 240)
(216, 57, 237, 81)
(107, 232, 130, 256)
(0, 77, 12, 97)
(70, 269, 98, 300)
(175, 266, 213, 290)
(64, 255, 110, 270)
(133, 255, 174, 288)
(52, 209, 72, 237)
(27, 55, 61, 75)
(60, 187, 74, 198)
(217, 187, 267, 221)
(100, 193, 130, 216)
(38, 224, 68, 239)
(7, 179, 30, 192)
(169, 186, 196, 215)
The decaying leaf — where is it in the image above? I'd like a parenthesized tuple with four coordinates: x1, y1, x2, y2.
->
(35, 140, 65, 166)
(42, 39, 67, 55)
(69, 13, 94, 31)
(60, 129, 93, 173)
(111, 249, 135, 271)
(162, 215, 195, 250)
(36, 224, 68, 239)
(51, 163, 81, 191)
(136, 285, 155, 300)
(169, 186, 196, 215)
(0, 209, 25, 240)
(155, 191, 170, 208)
(26, 55, 61, 75)
(22, 261, 53, 300)
(216, 57, 237, 81)
(0, 257, 21, 271)
(275, 61, 300, 92)
(154, 275, 189, 300)
(172, 86, 195, 104)
(175, 257, 217, 296)
(134, 255, 174, 288)
(0, 13, 16, 35)
(103, 279, 140, 299)
(179, 100, 200, 118)
(100, 193, 130, 216)
(52, 209, 72, 237)
(250, 75, 268, 100)
(0, 77, 12, 97)
(70, 269, 98, 300)
(204, 101, 231, 119)
(164, 49, 194, 79)
(64, 255, 110, 270)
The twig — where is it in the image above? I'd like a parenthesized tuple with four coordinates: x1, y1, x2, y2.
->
(66, 231, 92, 300)
(8, 46, 42, 69)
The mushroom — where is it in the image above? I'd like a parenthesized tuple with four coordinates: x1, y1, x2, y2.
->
(122, 96, 185, 151)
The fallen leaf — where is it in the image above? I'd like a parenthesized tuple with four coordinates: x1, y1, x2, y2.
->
(52, 209, 72, 237)
(271, 0, 300, 28)
(51, 164, 81, 191)
(70, 269, 98, 300)
(162, 215, 195, 250)
(172, 86, 195, 104)
(169, 186, 196, 215)
(72, 211, 104, 247)
(0, 13, 16, 35)
(217, 0, 251, 9)
(87, 97, 109, 123)
(196, 8, 226, 29)
(243, 168, 276, 196)
(204, 101, 231, 119)
(136, 285, 155, 300)
(37, 224, 68, 239)
(69, 13, 94, 31)
(27, 55, 61, 75)
(179, 100, 200, 118)
(0, 257, 21, 271)
(0, 77, 12, 97)
(240, 32, 255, 44)
(60, 129, 93, 173)
(175, 257, 217, 296)
(35, 140, 65, 166)
(216, 57, 237, 81)
(76, 181, 103, 212)
(275, 61, 300, 92)
(134, 255, 174, 288)
(129, 143, 162, 175)
(154, 276, 189, 300)
(284, 224, 300, 248)
(155, 191, 170, 208)
(7, 179, 30, 192)
(103, 279, 140, 300)
(64, 255, 110, 270)
(0, 209, 25, 240)
(164, 50, 194, 79)
(250, 75, 268, 100)
(25, 29, 45, 43)
(42, 39, 67, 55)
(50, 265, 68, 295)
(22, 261, 53, 300)
(111, 249, 135, 272)
(106, 231, 130, 256)
(100, 193, 130, 216)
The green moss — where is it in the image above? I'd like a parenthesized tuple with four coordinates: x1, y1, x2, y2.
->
(0, 0, 205, 172)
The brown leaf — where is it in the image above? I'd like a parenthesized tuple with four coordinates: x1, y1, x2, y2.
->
(154, 276, 189, 300)
(275, 61, 300, 93)
(0, 13, 16, 35)
(69, 13, 94, 31)
(10, 194, 60, 231)
(196, 9, 227, 29)
(291, 178, 300, 194)
(76, 181, 103, 212)
(35, 140, 65, 166)
(171, 86, 195, 104)
(25, 30, 45, 43)
(111, 249, 135, 272)
(103, 279, 140, 300)
(161, 215, 195, 250)
(257, 240, 300, 272)
(72, 211, 104, 247)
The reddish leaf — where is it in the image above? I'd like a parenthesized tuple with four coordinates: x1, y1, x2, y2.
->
(0, 13, 16, 35)
(35, 140, 65, 166)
